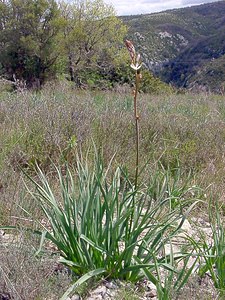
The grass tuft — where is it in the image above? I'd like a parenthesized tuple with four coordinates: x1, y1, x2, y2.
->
(22, 153, 198, 298)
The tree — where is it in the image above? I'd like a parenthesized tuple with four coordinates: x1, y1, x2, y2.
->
(60, 0, 127, 87)
(0, 0, 64, 88)
(0, 0, 128, 89)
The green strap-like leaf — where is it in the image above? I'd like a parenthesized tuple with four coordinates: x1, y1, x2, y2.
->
(60, 268, 106, 300)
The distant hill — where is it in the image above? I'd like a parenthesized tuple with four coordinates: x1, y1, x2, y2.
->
(122, 1, 225, 92)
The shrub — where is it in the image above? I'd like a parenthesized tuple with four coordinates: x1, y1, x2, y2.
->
(140, 70, 173, 94)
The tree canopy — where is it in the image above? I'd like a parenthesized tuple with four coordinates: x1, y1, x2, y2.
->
(0, 0, 127, 88)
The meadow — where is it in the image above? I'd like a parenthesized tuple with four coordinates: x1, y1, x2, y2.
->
(1, 81, 225, 299)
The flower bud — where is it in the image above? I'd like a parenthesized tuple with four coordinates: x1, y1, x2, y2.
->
(125, 40, 136, 62)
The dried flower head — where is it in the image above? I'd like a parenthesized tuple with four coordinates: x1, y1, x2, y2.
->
(125, 40, 142, 71)
(125, 40, 136, 62)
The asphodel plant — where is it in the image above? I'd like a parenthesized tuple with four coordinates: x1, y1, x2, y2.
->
(125, 40, 142, 189)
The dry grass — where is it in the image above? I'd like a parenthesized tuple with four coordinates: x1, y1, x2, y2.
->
(1, 82, 225, 187)
(0, 231, 72, 300)
(1, 82, 225, 211)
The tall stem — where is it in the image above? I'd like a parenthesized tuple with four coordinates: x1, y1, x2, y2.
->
(128, 70, 140, 237)
(134, 71, 140, 189)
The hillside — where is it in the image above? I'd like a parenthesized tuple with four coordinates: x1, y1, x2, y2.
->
(122, 1, 225, 92)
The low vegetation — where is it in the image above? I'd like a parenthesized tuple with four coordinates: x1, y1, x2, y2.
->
(1, 82, 225, 299)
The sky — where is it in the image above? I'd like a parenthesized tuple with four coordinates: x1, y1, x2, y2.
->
(103, 0, 220, 16)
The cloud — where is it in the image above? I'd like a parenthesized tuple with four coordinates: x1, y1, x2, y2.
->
(104, 0, 220, 15)
(181, 0, 216, 4)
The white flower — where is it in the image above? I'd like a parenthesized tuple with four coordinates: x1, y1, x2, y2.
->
(130, 62, 142, 70)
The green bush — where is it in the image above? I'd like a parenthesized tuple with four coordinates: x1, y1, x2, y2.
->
(140, 70, 173, 94)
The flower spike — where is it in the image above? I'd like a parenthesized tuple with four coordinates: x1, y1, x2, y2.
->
(125, 40, 142, 70)
(124, 39, 142, 189)
(125, 40, 136, 62)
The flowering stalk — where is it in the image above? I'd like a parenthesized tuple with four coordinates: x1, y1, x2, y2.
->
(125, 40, 142, 189)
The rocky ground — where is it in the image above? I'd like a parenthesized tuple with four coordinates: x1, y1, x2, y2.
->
(0, 217, 220, 300)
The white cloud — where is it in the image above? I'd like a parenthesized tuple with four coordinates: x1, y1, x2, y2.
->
(181, 0, 216, 4)
(104, 0, 220, 15)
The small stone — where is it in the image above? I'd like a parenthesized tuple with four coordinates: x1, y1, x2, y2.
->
(87, 296, 102, 300)
(0, 229, 5, 236)
(105, 282, 118, 289)
(146, 281, 156, 291)
(180, 219, 193, 237)
(91, 285, 107, 296)
(148, 290, 157, 298)
(0, 293, 11, 300)
(105, 290, 117, 299)
(71, 295, 80, 300)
